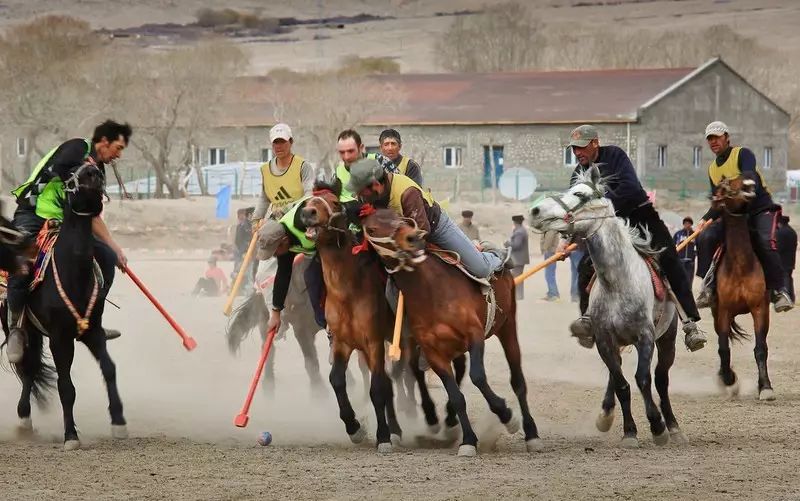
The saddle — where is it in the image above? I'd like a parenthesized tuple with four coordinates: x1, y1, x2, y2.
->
(586, 255, 666, 301)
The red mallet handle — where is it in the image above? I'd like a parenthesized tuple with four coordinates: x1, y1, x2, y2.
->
(124, 265, 197, 351)
(234, 327, 277, 428)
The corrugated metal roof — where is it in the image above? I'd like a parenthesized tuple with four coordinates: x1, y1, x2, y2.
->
(220, 66, 700, 127)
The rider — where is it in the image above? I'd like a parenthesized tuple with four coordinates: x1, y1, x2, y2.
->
(377, 129, 424, 187)
(5, 120, 132, 363)
(335, 129, 406, 202)
(256, 198, 322, 334)
(252, 123, 314, 221)
(695, 121, 793, 312)
(564, 125, 706, 352)
(346, 157, 508, 278)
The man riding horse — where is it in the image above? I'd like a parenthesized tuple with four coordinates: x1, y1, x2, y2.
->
(694, 121, 793, 313)
(5, 120, 132, 363)
(564, 125, 706, 352)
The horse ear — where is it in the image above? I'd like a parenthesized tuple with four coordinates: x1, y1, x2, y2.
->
(588, 163, 601, 185)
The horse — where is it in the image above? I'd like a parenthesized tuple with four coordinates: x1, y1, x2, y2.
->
(226, 256, 327, 396)
(709, 177, 773, 401)
(297, 182, 403, 452)
(359, 207, 541, 457)
(301, 182, 468, 441)
(6, 163, 127, 450)
(0, 202, 35, 275)
(528, 164, 685, 448)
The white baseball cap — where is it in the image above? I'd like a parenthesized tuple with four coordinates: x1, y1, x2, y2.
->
(269, 123, 292, 142)
(704, 121, 729, 138)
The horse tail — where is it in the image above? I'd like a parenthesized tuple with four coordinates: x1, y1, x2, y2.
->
(728, 319, 750, 342)
(12, 330, 56, 409)
(226, 292, 269, 355)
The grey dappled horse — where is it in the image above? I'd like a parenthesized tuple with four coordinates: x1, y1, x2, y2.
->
(529, 165, 686, 448)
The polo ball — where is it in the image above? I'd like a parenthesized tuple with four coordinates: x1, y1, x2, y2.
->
(257, 431, 273, 446)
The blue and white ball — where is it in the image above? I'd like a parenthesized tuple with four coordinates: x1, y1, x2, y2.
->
(257, 431, 273, 446)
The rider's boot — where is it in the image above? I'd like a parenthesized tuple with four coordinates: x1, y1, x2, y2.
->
(5, 308, 26, 364)
(682, 320, 707, 352)
(569, 315, 594, 349)
(478, 241, 512, 270)
(771, 289, 794, 313)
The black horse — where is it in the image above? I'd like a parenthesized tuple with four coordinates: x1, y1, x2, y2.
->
(6, 163, 127, 450)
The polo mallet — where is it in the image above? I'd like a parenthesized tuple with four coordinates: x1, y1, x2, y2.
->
(109, 161, 131, 200)
(388, 292, 404, 361)
(514, 243, 578, 286)
(223, 227, 261, 316)
(234, 326, 278, 428)
(125, 265, 197, 351)
(676, 219, 712, 253)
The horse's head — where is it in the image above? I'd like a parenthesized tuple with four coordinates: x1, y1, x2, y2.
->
(64, 163, 105, 218)
(528, 163, 613, 237)
(301, 177, 347, 242)
(361, 207, 426, 272)
(712, 176, 754, 215)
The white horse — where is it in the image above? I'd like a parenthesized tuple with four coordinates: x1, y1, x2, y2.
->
(528, 165, 687, 448)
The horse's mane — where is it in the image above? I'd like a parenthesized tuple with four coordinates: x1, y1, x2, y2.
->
(572, 163, 609, 196)
(623, 222, 663, 256)
(313, 176, 343, 198)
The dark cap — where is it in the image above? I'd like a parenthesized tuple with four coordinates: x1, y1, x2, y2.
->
(512, 215, 525, 224)
(682, 216, 694, 225)
(461, 210, 474, 218)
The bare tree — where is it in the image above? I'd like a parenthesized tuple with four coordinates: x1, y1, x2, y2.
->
(435, 2, 544, 73)
(110, 40, 247, 198)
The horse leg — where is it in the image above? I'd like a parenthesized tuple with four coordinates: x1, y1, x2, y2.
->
(497, 322, 541, 451)
(430, 353, 479, 457)
(714, 312, 738, 393)
(16, 374, 34, 437)
(468, 338, 515, 431)
(366, 342, 395, 452)
(443, 354, 466, 431)
(82, 330, 127, 436)
(634, 330, 668, 446)
(357, 351, 370, 402)
(595, 335, 637, 448)
(409, 348, 441, 432)
(293, 325, 325, 396)
(753, 307, 774, 400)
(50, 336, 79, 450)
(596, 375, 616, 432)
(655, 318, 687, 444)
(329, 343, 363, 442)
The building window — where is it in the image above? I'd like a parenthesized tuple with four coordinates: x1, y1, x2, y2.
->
(261, 148, 273, 163)
(763, 147, 773, 169)
(692, 146, 702, 169)
(443, 146, 462, 169)
(657, 145, 667, 169)
(209, 147, 226, 166)
(564, 146, 576, 167)
(16, 137, 26, 157)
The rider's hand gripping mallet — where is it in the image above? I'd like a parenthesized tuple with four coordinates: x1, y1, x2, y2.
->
(676, 219, 712, 253)
(125, 265, 197, 351)
(234, 326, 278, 428)
(388, 292, 404, 361)
(223, 227, 260, 316)
(514, 243, 578, 286)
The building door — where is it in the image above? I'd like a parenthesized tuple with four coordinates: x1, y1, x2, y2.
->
(483, 145, 504, 188)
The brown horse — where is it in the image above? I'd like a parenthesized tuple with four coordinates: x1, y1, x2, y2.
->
(711, 177, 774, 400)
(360, 207, 541, 456)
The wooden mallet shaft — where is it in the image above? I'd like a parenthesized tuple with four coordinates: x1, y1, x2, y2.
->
(514, 243, 578, 286)
(388, 292, 404, 362)
(223, 229, 260, 317)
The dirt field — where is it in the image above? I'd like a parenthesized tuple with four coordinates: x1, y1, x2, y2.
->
(1, 251, 799, 500)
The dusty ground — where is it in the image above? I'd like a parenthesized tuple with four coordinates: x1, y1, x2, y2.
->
(1, 250, 799, 500)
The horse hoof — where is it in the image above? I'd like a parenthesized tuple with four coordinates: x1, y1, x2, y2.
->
(349, 426, 367, 444)
(669, 428, 689, 445)
(457, 444, 477, 457)
(620, 437, 639, 449)
(726, 379, 740, 399)
(64, 439, 81, 451)
(759, 388, 776, 401)
(526, 438, 544, 453)
(111, 424, 129, 439)
(595, 410, 615, 433)
(427, 423, 441, 435)
(503, 414, 521, 435)
(377, 442, 393, 454)
(390, 433, 402, 447)
(444, 424, 461, 443)
(16, 417, 34, 438)
(653, 429, 669, 446)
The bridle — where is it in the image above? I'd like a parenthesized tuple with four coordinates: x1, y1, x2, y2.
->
(64, 163, 106, 217)
(363, 216, 427, 273)
(536, 180, 616, 236)
(712, 179, 754, 218)
(306, 192, 349, 248)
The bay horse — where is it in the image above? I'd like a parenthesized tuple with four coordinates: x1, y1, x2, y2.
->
(226, 256, 327, 396)
(301, 181, 468, 446)
(529, 165, 685, 448)
(6, 163, 127, 450)
(296, 181, 402, 452)
(359, 207, 541, 457)
(710, 177, 773, 401)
